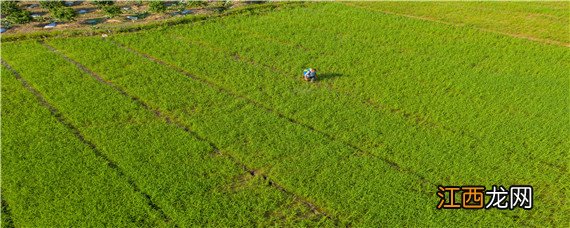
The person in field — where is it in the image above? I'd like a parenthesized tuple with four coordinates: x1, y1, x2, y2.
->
(303, 68, 317, 82)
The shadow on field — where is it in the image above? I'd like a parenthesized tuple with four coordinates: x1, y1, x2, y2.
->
(318, 73, 343, 81)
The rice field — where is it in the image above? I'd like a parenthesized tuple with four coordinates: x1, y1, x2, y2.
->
(1, 2, 568, 226)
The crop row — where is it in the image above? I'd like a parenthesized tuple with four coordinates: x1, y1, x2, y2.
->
(218, 3, 569, 165)
(212, 7, 570, 222)
(43, 36, 524, 226)
(147, 4, 570, 171)
(1, 64, 165, 226)
(1, 41, 327, 227)
(115, 19, 564, 191)
(40, 39, 336, 225)
(195, 2, 569, 164)
(106, 7, 568, 223)
(198, 2, 569, 164)
(176, 0, 570, 183)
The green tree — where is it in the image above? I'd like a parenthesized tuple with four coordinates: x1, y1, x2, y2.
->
(148, 1, 166, 13)
(50, 6, 76, 21)
(1, 1, 33, 25)
(6, 8, 32, 24)
(0, 1, 19, 17)
(92, 0, 114, 7)
(40, 0, 65, 10)
(187, 0, 208, 8)
(102, 5, 122, 18)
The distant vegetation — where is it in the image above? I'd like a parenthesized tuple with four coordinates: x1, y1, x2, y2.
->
(1, 1, 32, 24)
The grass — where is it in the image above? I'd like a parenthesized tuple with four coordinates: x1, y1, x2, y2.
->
(1, 66, 164, 226)
(345, 1, 570, 45)
(27, 36, 514, 226)
(1, 41, 329, 226)
(1, 1, 568, 226)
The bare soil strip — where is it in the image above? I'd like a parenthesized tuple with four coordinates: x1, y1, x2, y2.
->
(39, 41, 340, 225)
(1, 59, 173, 225)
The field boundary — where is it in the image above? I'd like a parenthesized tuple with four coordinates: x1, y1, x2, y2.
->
(39, 41, 341, 226)
(0, 2, 306, 43)
(1, 59, 173, 225)
(343, 2, 570, 48)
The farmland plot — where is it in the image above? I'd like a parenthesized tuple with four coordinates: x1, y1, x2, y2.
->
(44, 37, 517, 226)
(1, 66, 165, 227)
(1, 2, 568, 226)
(1, 42, 330, 227)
